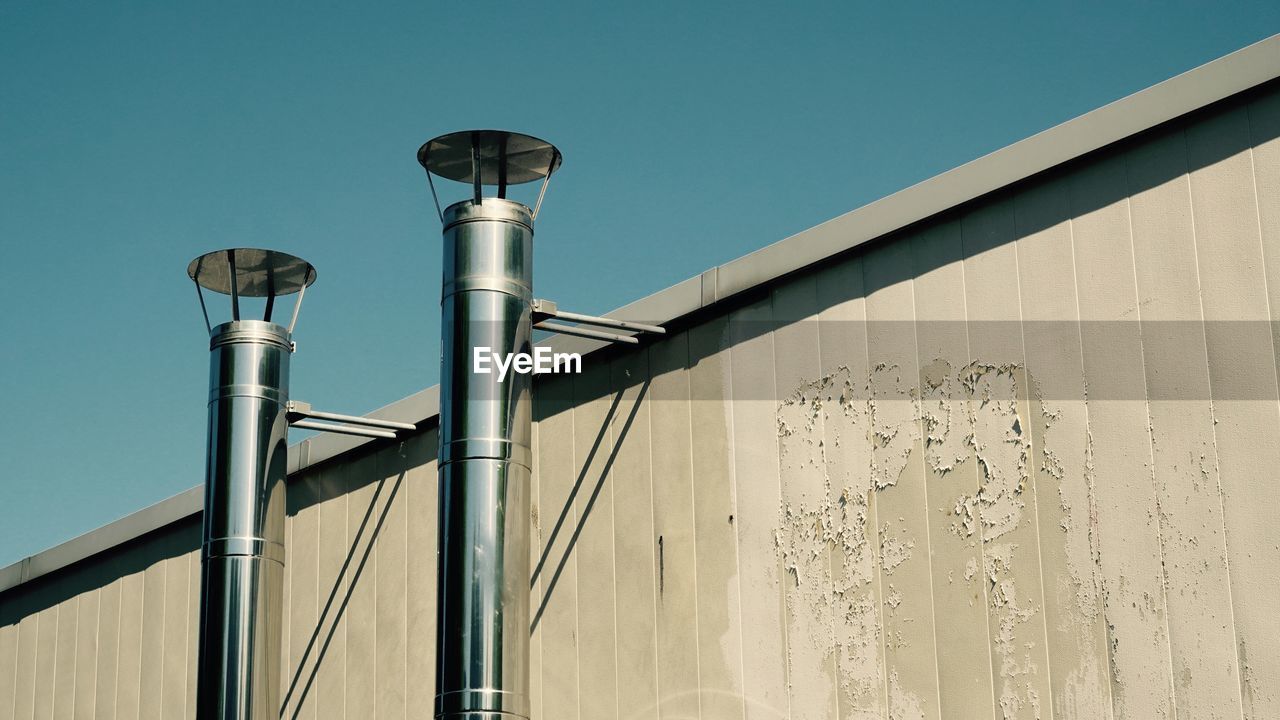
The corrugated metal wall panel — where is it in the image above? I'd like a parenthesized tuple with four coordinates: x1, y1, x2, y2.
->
(403, 443, 438, 720)
(863, 239, 941, 720)
(1126, 126, 1243, 719)
(571, 362, 619, 720)
(610, 348, 661, 720)
(814, 256, 887, 720)
(527, 417, 544, 720)
(1241, 89, 1280, 720)
(0, 615, 16, 720)
(1188, 105, 1280, 720)
(729, 297, 789, 720)
(94, 577, 121, 720)
(774, 275, 840, 720)
(1071, 152, 1177, 718)
(910, 221, 997, 720)
(649, 330, 702, 720)
(532, 375, 579, 720)
(373, 447, 409, 720)
(687, 315, 747, 720)
(1012, 177, 1114, 720)
(313, 461, 348, 720)
(5, 86, 1280, 720)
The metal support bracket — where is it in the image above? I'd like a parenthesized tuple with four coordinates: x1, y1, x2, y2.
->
(531, 299, 665, 345)
(286, 401, 417, 440)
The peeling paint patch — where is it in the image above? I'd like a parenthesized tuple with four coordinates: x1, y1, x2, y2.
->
(887, 670, 928, 720)
(880, 529, 914, 575)
(772, 359, 1068, 719)
(869, 363, 922, 490)
(775, 366, 887, 714)
(1033, 392, 1111, 720)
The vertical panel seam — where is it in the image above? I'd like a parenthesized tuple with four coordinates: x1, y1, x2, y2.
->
(95, 578, 104, 720)
(813, 295, 841, 720)
(134, 572, 145, 717)
(725, 325, 749, 720)
(1120, 182, 1179, 716)
(158, 552, 168, 720)
(681, 334, 705, 720)
(644, 346, 662, 718)
(404, 464, 409, 720)
(815, 302, 843, 720)
(181, 553, 191, 716)
(858, 263, 891, 718)
(906, 257, 945, 719)
(1009, 204, 1059, 720)
(766, 294, 794, 720)
(51, 600, 61, 720)
(954, 227, 1000, 720)
(31, 616, 39, 720)
(314, 476, 322, 720)
(9, 620, 18, 720)
(1189, 121, 1247, 720)
(112, 578, 123, 719)
(307, 484, 316, 720)
(70, 596, 81, 720)
(534, 421, 544, 720)
(342, 475, 349, 720)
(1245, 101, 1280, 419)
(373, 459, 379, 720)
(285, 510, 293, 717)
(1064, 184, 1118, 720)
(567, 376, 582, 720)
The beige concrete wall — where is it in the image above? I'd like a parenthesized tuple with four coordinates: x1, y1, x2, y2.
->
(4, 84, 1280, 720)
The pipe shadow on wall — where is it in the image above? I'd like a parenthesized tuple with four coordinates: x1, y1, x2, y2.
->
(278, 463, 406, 718)
(529, 377, 650, 633)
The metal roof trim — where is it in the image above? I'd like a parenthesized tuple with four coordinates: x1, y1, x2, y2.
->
(4, 32, 1278, 596)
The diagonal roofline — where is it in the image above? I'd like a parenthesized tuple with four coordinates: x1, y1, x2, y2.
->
(4, 32, 1279, 595)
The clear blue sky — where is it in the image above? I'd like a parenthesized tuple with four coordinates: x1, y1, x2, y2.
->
(2, 2, 1277, 566)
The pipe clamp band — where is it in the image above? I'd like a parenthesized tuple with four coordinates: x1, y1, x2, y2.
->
(209, 325, 292, 351)
(203, 537, 286, 565)
(442, 276, 532, 299)
(435, 689, 530, 717)
(440, 437, 532, 469)
(208, 384, 288, 404)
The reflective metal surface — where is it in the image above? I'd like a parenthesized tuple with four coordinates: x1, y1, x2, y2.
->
(419, 130, 562, 185)
(436, 198, 534, 720)
(188, 248, 317, 297)
(197, 320, 291, 720)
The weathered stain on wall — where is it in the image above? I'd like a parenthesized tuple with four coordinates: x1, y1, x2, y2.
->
(777, 360, 1060, 720)
(769, 304, 1272, 720)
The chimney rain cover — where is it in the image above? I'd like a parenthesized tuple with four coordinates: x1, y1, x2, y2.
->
(417, 129, 562, 185)
(187, 248, 317, 297)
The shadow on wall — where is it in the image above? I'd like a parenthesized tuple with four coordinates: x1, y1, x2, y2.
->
(529, 377, 650, 632)
(280, 463, 408, 717)
(0, 431, 436, 635)
(0, 519, 200, 628)
(694, 81, 1280, 348)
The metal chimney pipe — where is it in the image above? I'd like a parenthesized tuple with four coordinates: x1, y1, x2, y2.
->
(420, 130, 559, 720)
(435, 198, 535, 720)
(197, 320, 291, 720)
(188, 249, 314, 720)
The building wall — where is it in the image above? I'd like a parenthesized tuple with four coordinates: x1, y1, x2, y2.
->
(4, 84, 1280, 720)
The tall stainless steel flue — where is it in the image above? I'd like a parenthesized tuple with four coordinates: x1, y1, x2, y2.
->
(418, 130, 562, 720)
(187, 249, 316, 720)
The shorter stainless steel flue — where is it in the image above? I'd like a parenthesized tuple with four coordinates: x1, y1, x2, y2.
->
(419, 130, 562, 720)
(188, 249, 315, 720)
